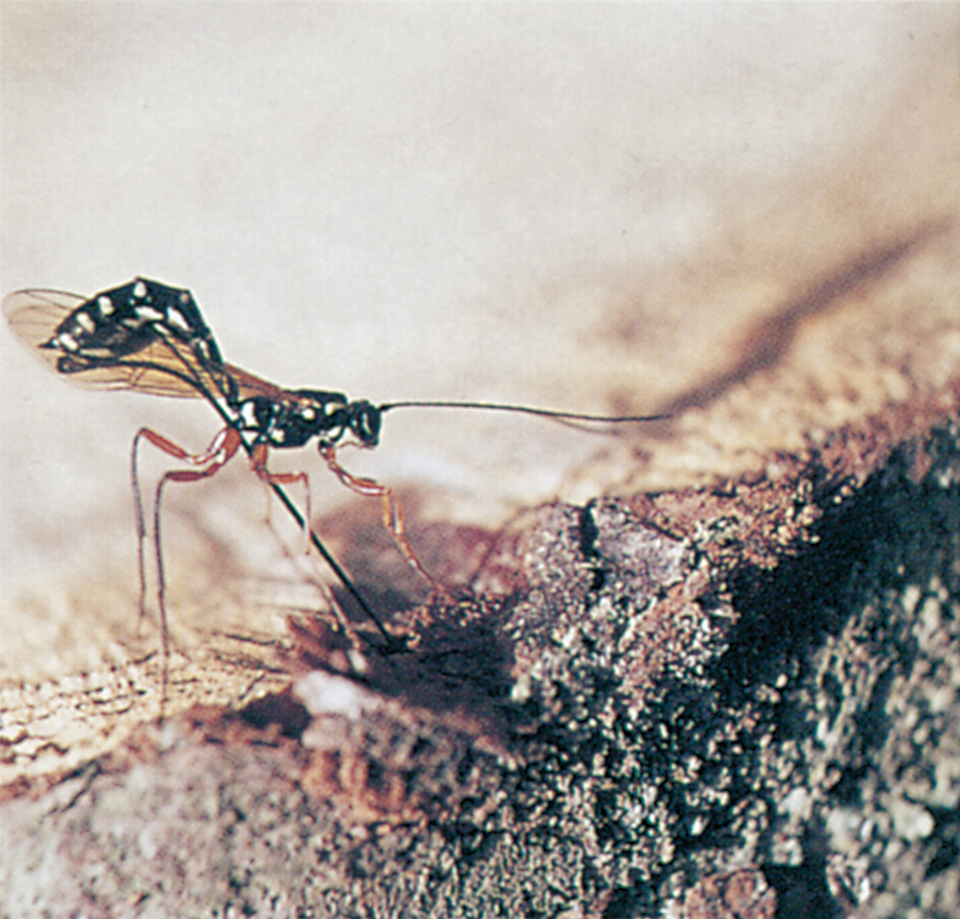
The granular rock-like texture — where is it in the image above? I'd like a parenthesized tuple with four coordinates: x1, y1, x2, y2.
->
(1, 417, 958, 918)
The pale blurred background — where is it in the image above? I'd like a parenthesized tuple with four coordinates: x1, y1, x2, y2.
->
(2, 3, 958, 686)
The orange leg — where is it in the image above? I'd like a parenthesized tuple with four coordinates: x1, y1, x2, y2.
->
(249, 443, 312, 555)
(256, 453, 405, 655)
(131, 425, 243, 713)
(318, 444, 448, 595)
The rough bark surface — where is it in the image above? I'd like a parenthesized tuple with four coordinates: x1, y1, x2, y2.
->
(3, 400, 959, 919)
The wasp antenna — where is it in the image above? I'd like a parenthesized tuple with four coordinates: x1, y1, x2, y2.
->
(378, 400, 669, 424)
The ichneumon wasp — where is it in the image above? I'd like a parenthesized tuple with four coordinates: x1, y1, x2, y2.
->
(4, 277, 665, 707)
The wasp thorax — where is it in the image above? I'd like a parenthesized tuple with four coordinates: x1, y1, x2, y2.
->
(236, 391, 362, 450)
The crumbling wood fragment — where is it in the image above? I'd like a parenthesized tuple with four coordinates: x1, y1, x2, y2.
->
(2, 394, 958, 919)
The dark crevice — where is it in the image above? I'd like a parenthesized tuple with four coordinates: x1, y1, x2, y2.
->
(239, 691, 311, 739)
(579, 502, 607, 590)
(716, 436, 960, 699)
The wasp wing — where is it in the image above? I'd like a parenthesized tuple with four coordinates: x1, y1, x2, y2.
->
(85, 337, 228, 399)
(4, 288, 215, 399)
(220, 362, 287, 400)
(3, 289, 85, 370)
(5, 288, 296, 403)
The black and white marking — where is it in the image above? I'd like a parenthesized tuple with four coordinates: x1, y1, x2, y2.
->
(42, 277, 224, 372)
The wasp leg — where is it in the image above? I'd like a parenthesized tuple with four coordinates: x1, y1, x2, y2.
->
(249, 443, 312, 556)
(132, 426, 243, 714)
(247, 449, 401, 651)
(250, 444, 311, 555)
(317, 445, 449, 597)
(132, 426, 243, 617)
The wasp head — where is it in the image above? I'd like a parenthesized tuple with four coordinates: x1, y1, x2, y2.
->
(346, 400, 382, 447)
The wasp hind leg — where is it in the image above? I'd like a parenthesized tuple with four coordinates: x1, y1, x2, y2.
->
(249, 445, 386, 663)
(131, 425, 244, 714)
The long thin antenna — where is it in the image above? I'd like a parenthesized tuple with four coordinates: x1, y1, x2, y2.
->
(379, 399, 669, 424)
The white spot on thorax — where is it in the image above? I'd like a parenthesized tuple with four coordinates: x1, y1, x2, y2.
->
(97, 296, 116, 316)
(133, 280, 148, 298)
(241, 402, 258, 427)
(57, 332, 79, 351)
(136, 305, 164, 322)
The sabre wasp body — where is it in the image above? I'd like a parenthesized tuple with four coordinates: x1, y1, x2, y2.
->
(4, 277, 665, 708)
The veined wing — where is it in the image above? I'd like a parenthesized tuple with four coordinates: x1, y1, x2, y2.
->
(5, 287, 300, 404)
(220, 362, 287, 401)
(4, 288, 220, 399)
(81, 336, 231, 399)
(3, 289, 85, 369)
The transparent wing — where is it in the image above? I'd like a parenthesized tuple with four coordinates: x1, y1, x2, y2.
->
(221, 362, 286, 400)
(75, 338, 222, 398)
(4, 288, 295, 402)
(3, 289, 85, 372)
(4, 288, 211, 398)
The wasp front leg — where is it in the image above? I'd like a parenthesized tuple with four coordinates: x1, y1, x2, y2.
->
(318, 444, 449, 597)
